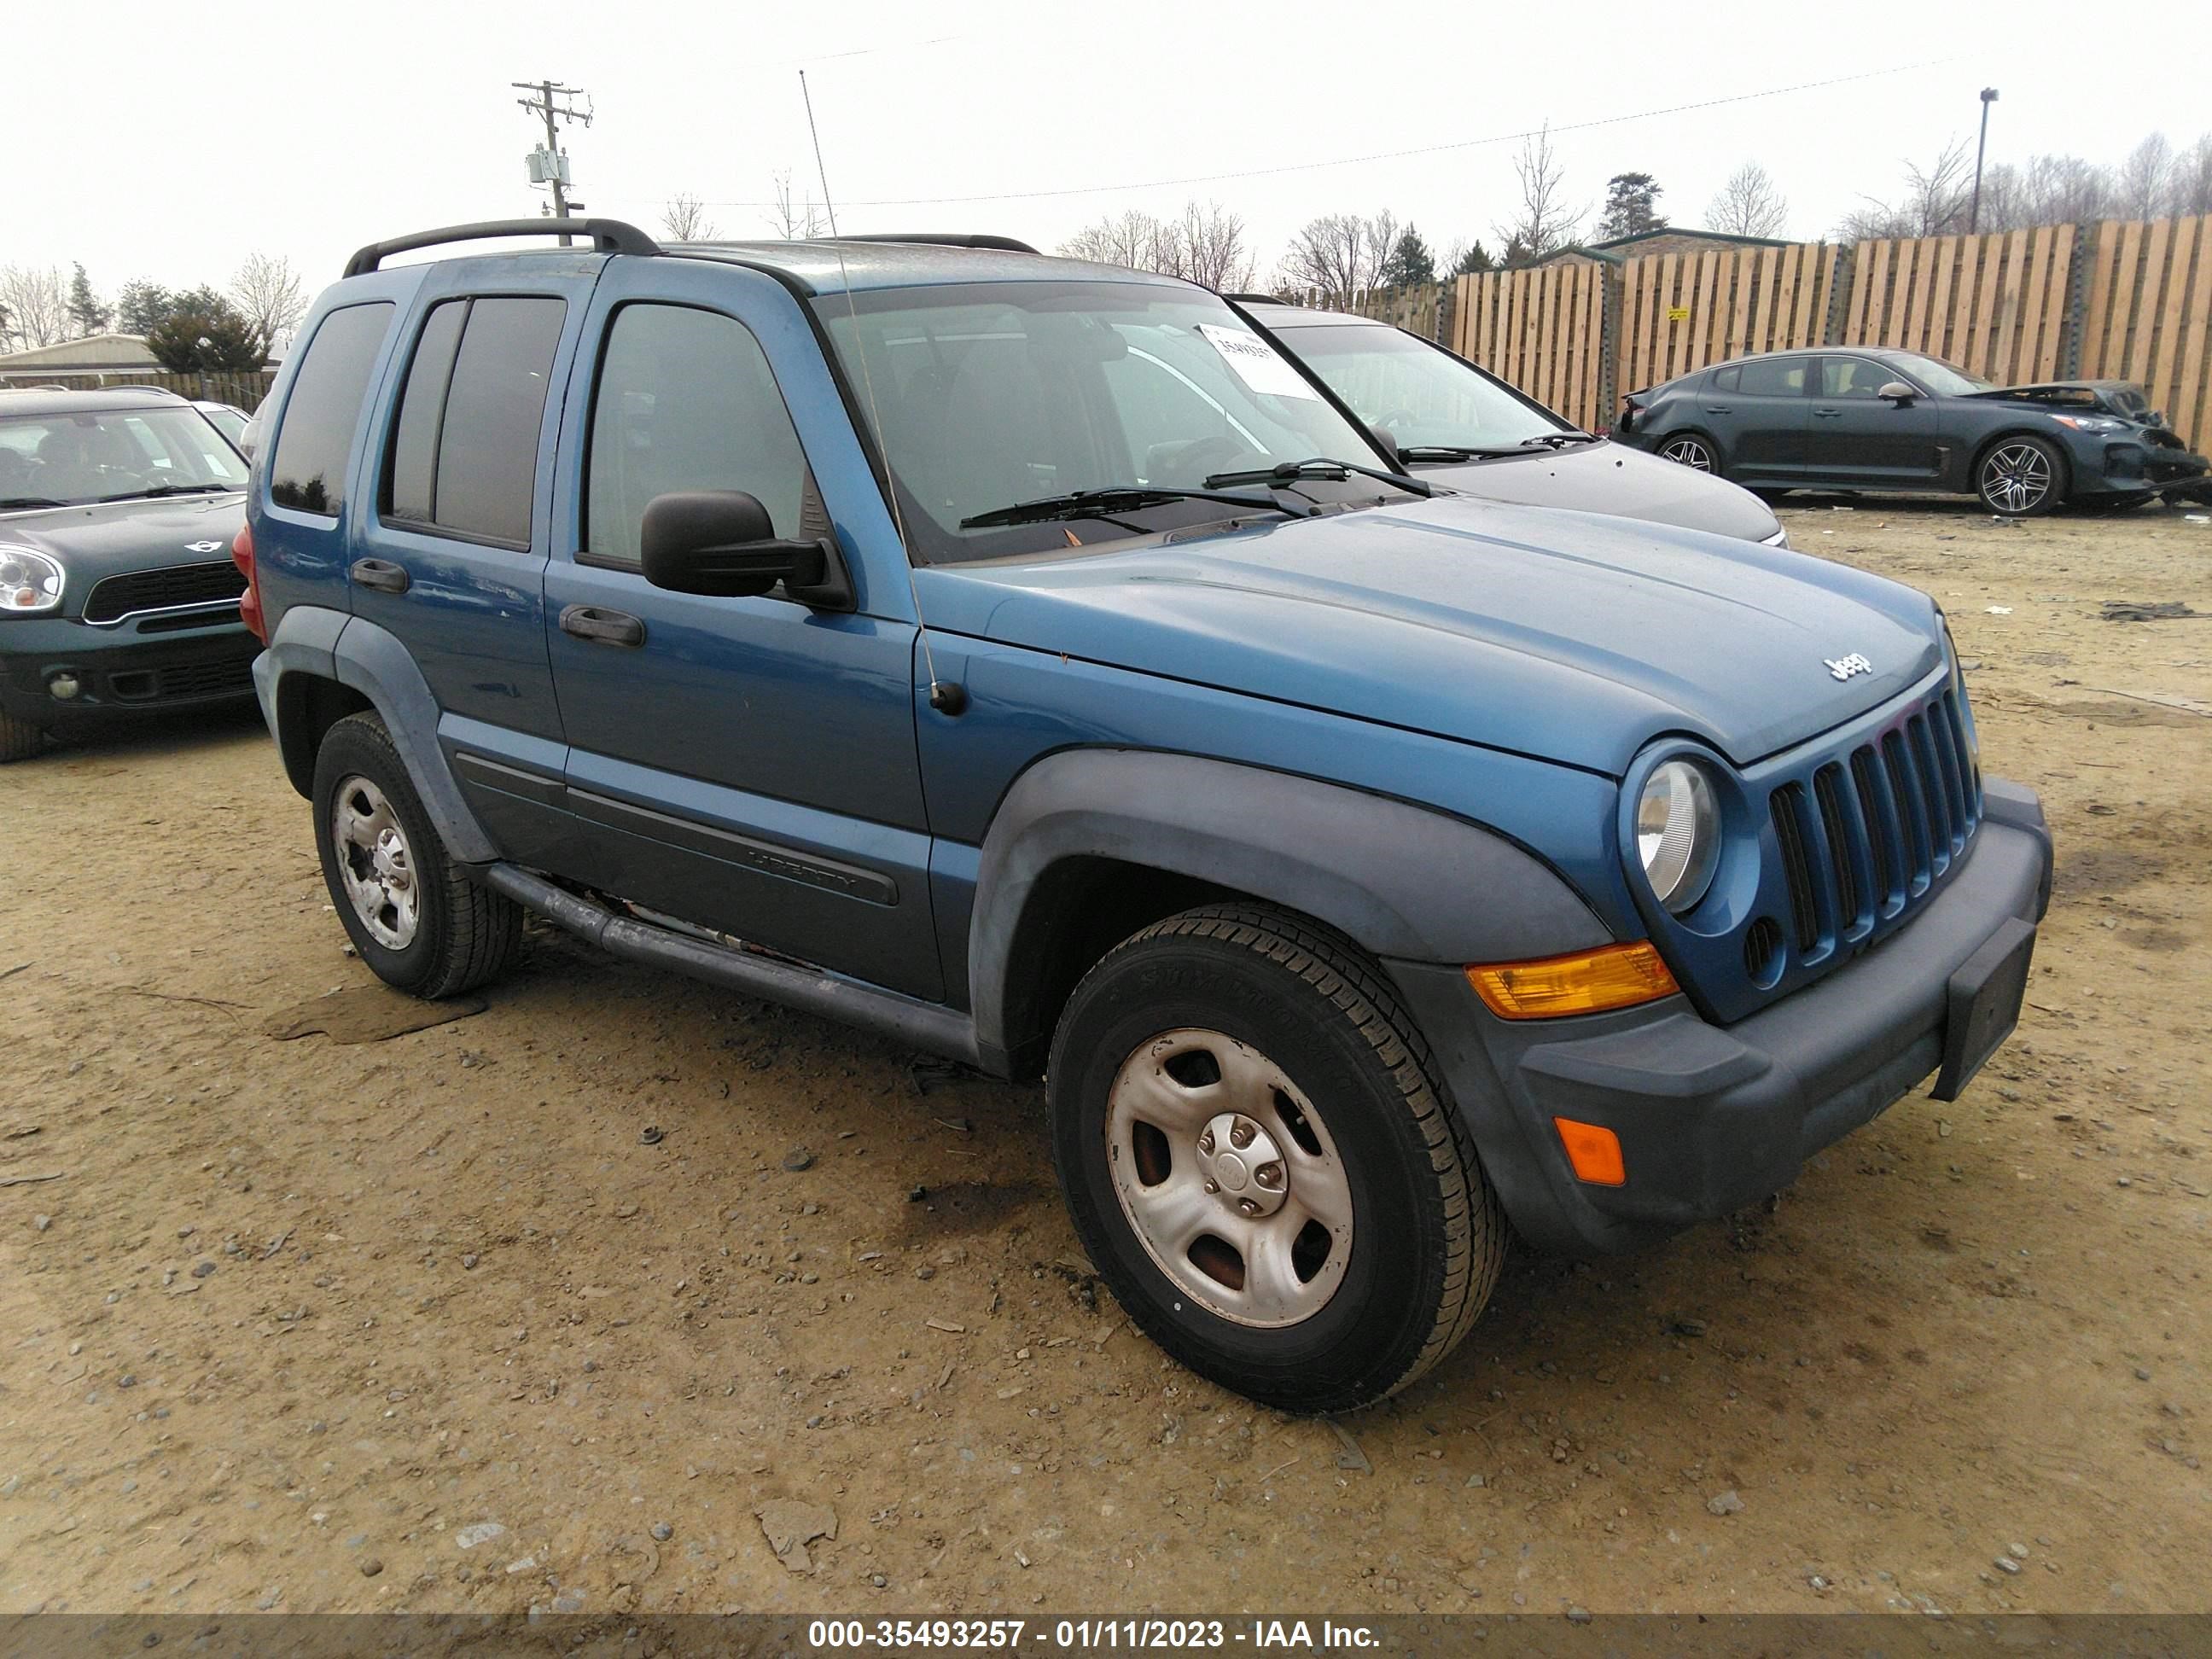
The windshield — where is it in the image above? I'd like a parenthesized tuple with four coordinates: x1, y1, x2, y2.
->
(1883, 352, 1990, 396)
(815, 282, 1412, 562)
(1273, 323, 1569, 451)
(0, 406, 248, 507)
(196, 404, 251, 446)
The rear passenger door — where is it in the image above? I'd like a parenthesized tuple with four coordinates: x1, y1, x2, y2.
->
(540, 260, 940, 1000)
(1704, 357, 1812, 480)
(349, 260, 598, 864)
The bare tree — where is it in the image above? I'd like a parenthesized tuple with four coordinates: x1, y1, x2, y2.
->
(661, 194, 719, 241)
(1835, 138, 1974, 240)
(2171, 134, 2212, 217)
(1703, 161, 1789, 238)
(1492, 123, 1581, 260)
(765, 172, 827, 240)
(1276, 212, 1399, 297)
(1176, 201, 1255, 290)
(230, 253, 306, 352)
(1062, 208, 1177, 272)
(2115, 132, 2174, 222)
(0, 265, 69, 351)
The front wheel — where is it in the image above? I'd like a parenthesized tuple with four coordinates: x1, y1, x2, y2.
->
(1048, 905, 1505, 1412)
(0, 707, 49, 764)
(1977, 435, 2066, 515)
(1658, 432, 1720, 474)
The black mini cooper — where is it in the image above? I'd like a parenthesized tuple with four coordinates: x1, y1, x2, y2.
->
(0, 387, 256, 760)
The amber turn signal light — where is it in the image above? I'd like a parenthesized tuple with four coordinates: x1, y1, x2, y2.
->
(1552, 1116, 1627, 1186)
(1465, 941, 1679, 1020)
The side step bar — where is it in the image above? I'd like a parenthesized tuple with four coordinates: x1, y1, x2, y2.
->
(479, 862, 981, 1068)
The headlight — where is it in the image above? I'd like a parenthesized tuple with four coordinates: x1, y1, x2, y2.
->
(0, 544, 65, 615)
(1941, 621, 1981, 773)
(1637, 760, 1720, 914)
(2049, 414, 2126, 434)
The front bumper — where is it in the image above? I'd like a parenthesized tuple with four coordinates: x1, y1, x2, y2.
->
(0, 610, 259, 735)
(2069, 430, 2211, 496)
(1389, 777, 2052, 1256)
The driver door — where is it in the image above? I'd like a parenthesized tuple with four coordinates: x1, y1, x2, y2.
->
(540, 262, 940, 1000)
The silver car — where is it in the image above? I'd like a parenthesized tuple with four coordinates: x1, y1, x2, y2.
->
(1237, 298, 1788, 546)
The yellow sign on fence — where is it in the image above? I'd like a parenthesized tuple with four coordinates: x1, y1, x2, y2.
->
(1667, 306, 1691, 322)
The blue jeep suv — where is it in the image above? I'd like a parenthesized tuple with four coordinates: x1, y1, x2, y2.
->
(239, 218, 2053, 1412)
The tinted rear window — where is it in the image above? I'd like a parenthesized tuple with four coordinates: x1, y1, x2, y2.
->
(429, 297, 565, 546)
(268, 302, 393, 515)
(1738, 358, 1807, 397)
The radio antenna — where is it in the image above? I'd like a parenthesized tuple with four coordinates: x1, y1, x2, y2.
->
(800, 70, 953, 710)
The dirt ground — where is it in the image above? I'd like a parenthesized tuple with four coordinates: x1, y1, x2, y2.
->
(2, 497, 2208, 1621)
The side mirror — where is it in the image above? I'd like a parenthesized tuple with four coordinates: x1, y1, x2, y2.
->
(639, 490, 852, 609)
(1364, 422, 1405, 466)
(1877, 381, 1917, 405)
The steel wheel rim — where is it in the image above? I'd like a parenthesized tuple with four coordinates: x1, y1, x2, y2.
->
(1104, 1027, 1354, 1329)
(1982, 444, 2051, 513)
(330, 775, 420, 950)
(1661, 437, 1712, 471)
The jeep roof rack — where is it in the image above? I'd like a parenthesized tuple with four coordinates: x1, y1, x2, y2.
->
(838, 232, 1040, 254)
(342, 218, 661, 279)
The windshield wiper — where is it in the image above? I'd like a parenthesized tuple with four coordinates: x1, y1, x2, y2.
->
(1517, 432, 1602, 449)
(960, 485, 1306, 531)
(97, 482, 238, 502)
(0, 496, 69, 509)
(1203, 456, 1435, 497)
(1393, 444, 1525, 463)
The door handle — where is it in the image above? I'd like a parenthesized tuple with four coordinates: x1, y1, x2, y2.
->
(1703, 405, 1733, 414)
(349, 557, 410, 594)
(1812, 407, 1844, 418)
(560, 604, 646, 648)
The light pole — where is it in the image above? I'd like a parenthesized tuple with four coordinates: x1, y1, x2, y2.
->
(1970, 87, 2000, 233)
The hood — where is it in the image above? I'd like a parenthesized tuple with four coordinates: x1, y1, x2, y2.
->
(1414, 439, 1784, 543)
(1965, 379, 2158, 421)
(917, 496, 1942, 777)
(0, 493, 246, 613)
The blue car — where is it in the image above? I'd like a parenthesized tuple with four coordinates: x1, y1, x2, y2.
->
(239, 219, 2052, 1411)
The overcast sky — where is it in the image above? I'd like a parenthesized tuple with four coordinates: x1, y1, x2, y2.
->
(14, 0, 2208, 306)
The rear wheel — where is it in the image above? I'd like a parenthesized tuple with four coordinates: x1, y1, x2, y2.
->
(1976, 435, 2065, 515)
(1048, 904, 1505, 1412)
(1658, 432, 1720, 474)
(311, 713, 521, 998)
(0, 708, 48, 764)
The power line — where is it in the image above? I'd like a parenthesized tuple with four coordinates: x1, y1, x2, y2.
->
(597, 56, 1951, 212)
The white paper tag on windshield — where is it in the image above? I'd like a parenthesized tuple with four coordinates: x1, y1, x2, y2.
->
(1197, 323, 1320, 400)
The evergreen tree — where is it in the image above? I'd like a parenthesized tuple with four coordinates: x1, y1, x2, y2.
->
(65, 264, 111, 337)
(1598, 172, 1667, 241)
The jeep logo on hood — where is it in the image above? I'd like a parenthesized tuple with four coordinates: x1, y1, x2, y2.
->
(1825, 652, 1872, 681)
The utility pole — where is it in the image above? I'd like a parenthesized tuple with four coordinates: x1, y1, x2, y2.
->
(514, 79, 591, 245)
(1970, 87, 2000, 234)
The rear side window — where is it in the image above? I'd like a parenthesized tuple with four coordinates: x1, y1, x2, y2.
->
(384, 296, 565, 548)
(1738, 358, 1808, 398)
(583, 302, 807, 568)
(268, 302, 393, 515)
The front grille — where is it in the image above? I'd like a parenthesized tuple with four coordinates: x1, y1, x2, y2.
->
(108, 657, 256, 702)
(82, 561, 246, 624)
(1766, 684, 1981, 964)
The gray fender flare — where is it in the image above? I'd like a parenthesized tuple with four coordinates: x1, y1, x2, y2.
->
(259, 607, 498, 865)
(968, 748, 1610, 1064)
